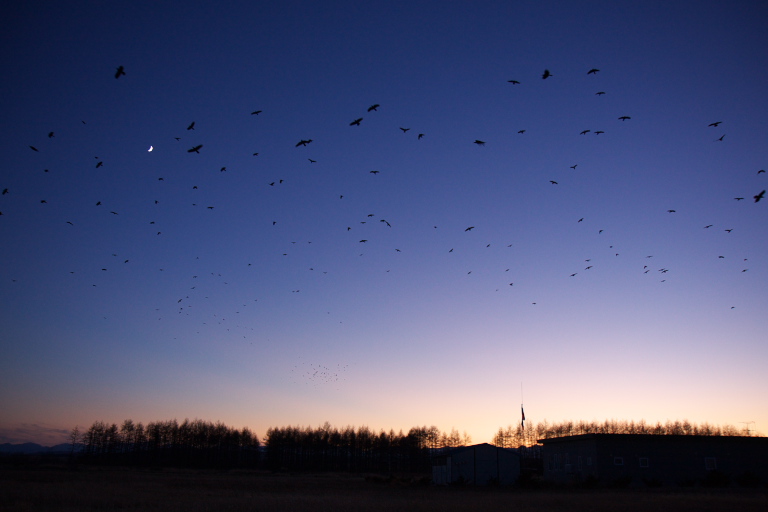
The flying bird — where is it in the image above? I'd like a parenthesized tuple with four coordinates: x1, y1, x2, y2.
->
(251, 110, 262, 115)
(295, 139, 313, 147)
(350, 118, 363, 126)
(187, 145, 203, 153)
(587, 68, 600, 74)
(715, 134, 725, 141)
(755, 190, 766, 203)
(369, 170, 380, 174)
(48, 132, 54, 138)
(465, 226, 475, 231)
(115, 65, 126, 79)
(550, 180, 558, 184)
(580, 130, 590, 135)
(507, 80, 520, 84)
(518, 130, 526, 134)
(595, 91, 606, 96)
(29, 145, 39, 152)
(473, 140, 485, 146)
(758, 169, 766, 174)
(570, 165, 578, 169)
(667, 209, 676, 213)
(542, 69, 552, 79)
(399, 127, 410, 133)
(708, 121, 722, 127)
(734, 197, 744, 201)
(187, 121, 195, 130)
(418, 133, 424, 139)
(594, 130, 604, 135)
(308, 158, 316, 163)
(618, 116, 631, 121)
(367, 104, 380, 112)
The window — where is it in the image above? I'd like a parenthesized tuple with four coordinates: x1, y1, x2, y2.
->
(705, 457, 717, 470)
(639, 457, 649, 468)
(614, 457, 624, 466)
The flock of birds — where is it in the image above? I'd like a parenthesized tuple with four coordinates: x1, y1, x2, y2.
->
(2, 64, 765, 378)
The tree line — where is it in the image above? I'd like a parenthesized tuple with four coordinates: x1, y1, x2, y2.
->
(72, 417, 755, 471)
(492, 419, 751, 448)
(75, 418, 260, 468)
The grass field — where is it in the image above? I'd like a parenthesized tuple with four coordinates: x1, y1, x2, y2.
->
(1, 465, 766, 511)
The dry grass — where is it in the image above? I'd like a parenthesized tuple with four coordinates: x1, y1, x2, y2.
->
(1, 465, 766, 512)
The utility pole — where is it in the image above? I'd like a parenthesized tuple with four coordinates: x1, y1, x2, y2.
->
(739, 421, 755, 436)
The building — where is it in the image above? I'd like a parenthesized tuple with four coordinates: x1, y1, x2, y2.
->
(539, 434, 768, 487)
(432, 443, 521, 485)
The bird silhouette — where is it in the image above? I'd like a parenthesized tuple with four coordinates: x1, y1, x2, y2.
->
(550, 180, 558, 185)
(251, 110, 262, 115)
(295, 139, 313, 147)
(369, 170, 380, 174)
(187, 122, 195, 130)
(418, 133, 424, 139)
(367, 104, 380, 112)
(465, 226, 475, 231)
(399, 127, 410, 133)
(187, 145, 203, 153)
(350, 118, 363, 126)
(587, 68, 600, 74)
(734, 197, 744, 201)
(758, 170, 766, 174)
(595, 91, 606, 96)
(115, 65, 126, 79)
(580, 130, 590, 135)
(473, 140, 486, 146)
(518, 130, 526, 134)
(755, 190, 766, 203)
(667, 209, 676, 213)
(570, 165, 578, 169)
(594, 130, 605, 135)
(708, 121, 722, 127)
(308, 158, 316, 163)
(507, 80, 520, 84)
(618, 116, 631, 121)
(48, 131, 54, 138)
(715, 134, 725, 141)
(542, 69, 552, 79)
(29, 146, 39, 152)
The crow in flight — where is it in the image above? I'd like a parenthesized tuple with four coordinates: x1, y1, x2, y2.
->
(465, 226, 475, 231)
(758, 170, 766, 174)
(399, 127, 410, 133)
(570, 165, 578, 169)
(507, 80, 520, 84)
(755, 190, 766, 203)
(580, 130, 590, 135)
(29, 145, 39, 152)
(618, 116, 631, 121)
(251, 110, 262, 115)
(308, 158, 316, 163)
(115, 66, 126, 79)
(369, 170, 380, 174)
(368, 104, 380, 112)
(594, 130, 605, 135)
(518, 130, 526, 134)
(187, 122, 195, 130)
(48, 132, 54, 138)
(418, 133, 424, 139)
(542, 69, 552, 79)
(734, 197, 744, 201)
(350, 118, 363, 126)
(187, 145, 203, 153)
(550, 180, 558, 184)
(715, 134, 725, 141)
(2, 188, 7, 195)
(708, 121, 722, 127)
(595, 91, 606, 95)
(667, 209, 676, 213)
(473, 140, 485, 146)
(587, 68, 600, 74)
(295, 139, 312, 147)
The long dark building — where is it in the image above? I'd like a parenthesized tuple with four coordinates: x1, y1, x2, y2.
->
(539, 434, 768, 487)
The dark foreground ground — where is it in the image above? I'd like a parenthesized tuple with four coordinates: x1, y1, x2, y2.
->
(1, 465, 766, 512)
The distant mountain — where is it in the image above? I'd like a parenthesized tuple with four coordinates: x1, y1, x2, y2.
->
(0, 442, 82, 454)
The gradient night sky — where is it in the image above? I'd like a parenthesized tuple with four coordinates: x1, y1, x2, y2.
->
(1, 1, 766, 446)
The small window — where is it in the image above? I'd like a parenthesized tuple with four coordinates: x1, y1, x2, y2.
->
(639, 457, 649, 468)
(614, 457, 624, 466)
(705, 457, 717, 470)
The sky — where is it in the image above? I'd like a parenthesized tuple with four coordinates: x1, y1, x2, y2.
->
(1, 0, 766, 446)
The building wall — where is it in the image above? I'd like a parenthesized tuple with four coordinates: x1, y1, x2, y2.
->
(432, 443, 521, 485)
(542, 434, 768, 486)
